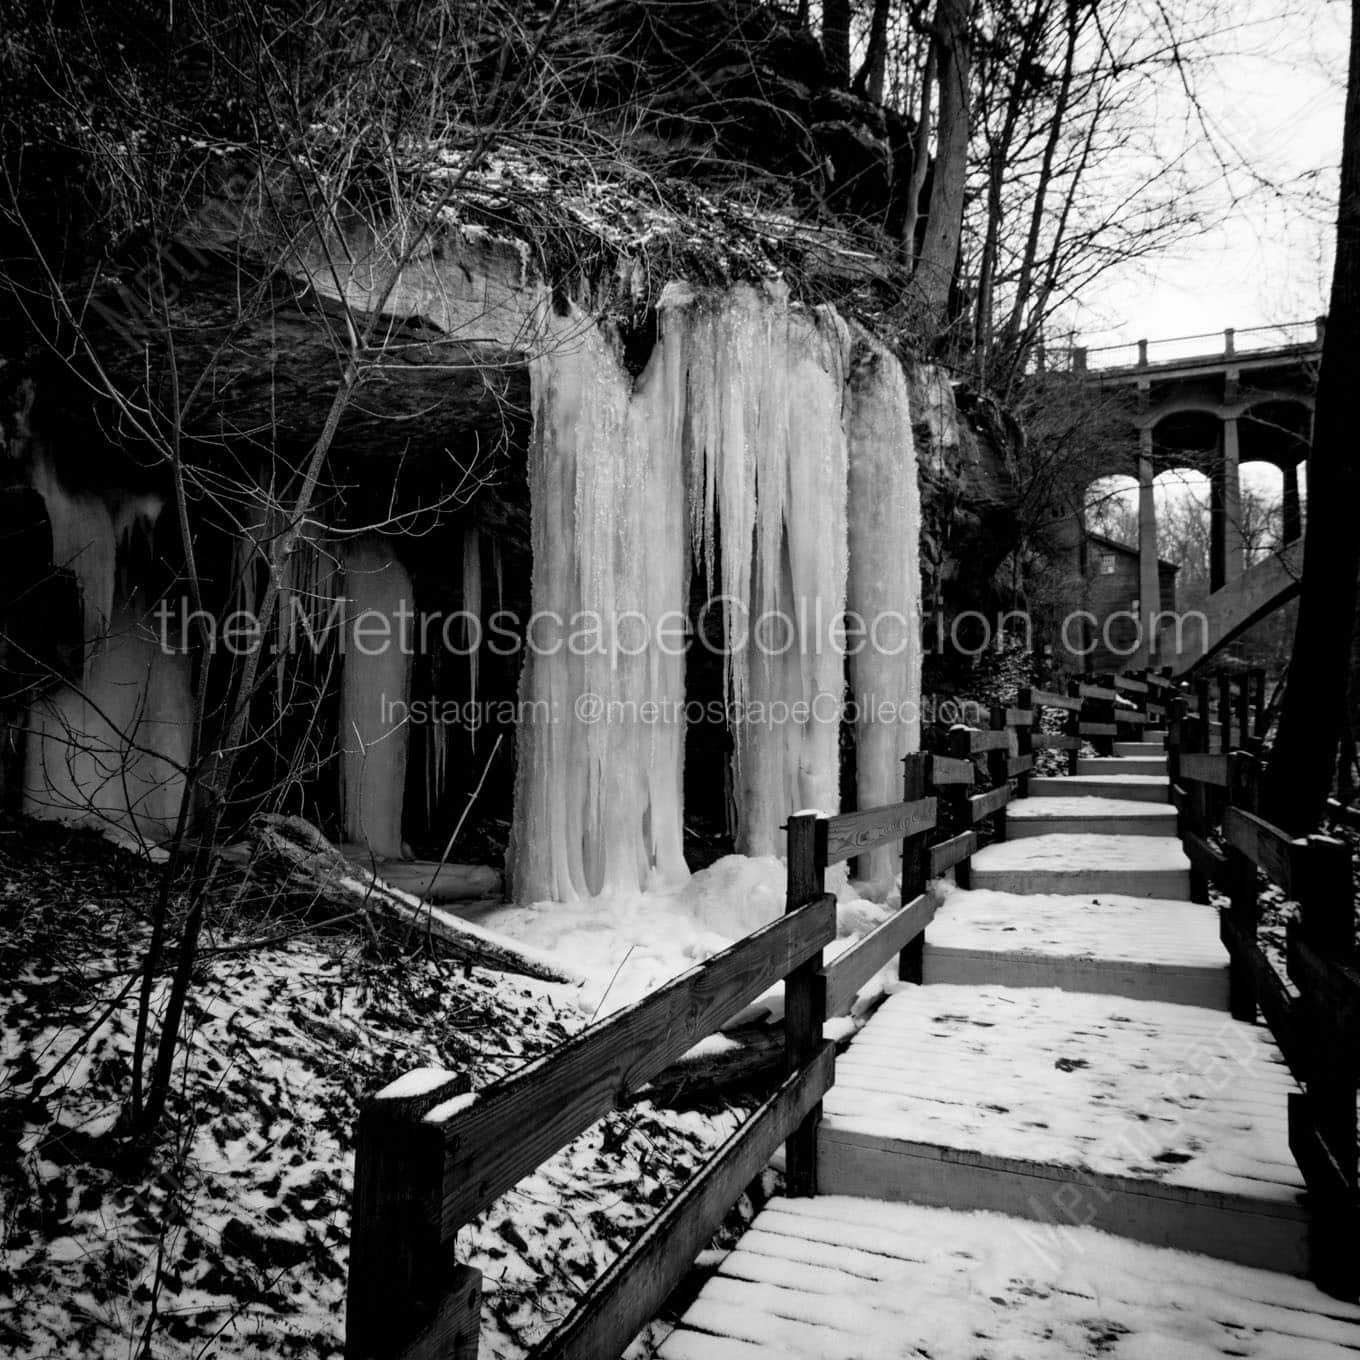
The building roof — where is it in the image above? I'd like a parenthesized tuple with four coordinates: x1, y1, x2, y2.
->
(1086, 531, 1179, 574)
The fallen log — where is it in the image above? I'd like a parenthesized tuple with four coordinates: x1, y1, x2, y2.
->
(247, 814, 583, 986)
(355, 858, 502, 903)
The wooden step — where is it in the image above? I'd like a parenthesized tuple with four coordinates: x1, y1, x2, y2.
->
(921, 883, 1228, 1007)
(1007, 795, 1177, 838)
(970, 833, 1190, 899)
(817, 985, 1309, 1274)
(1114, 741, 1164, 757)
(660, 1196, 1360, 1360)
(1029, 775, 1170, 803)
(1078, 756, 1168, 777)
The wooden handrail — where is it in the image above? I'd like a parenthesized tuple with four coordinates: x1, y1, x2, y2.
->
(1164, 682, 1360, 1300)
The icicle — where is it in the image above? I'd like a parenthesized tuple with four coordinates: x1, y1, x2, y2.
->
(29, 452, 117, 679)
(339, 536, 413, 859)
(508, 299, 690, 903)
(462, 526, 482, 748)
(678, 283, 851, 855)
(846, 329, 922, 892)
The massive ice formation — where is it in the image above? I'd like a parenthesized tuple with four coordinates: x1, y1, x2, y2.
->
(340, 536, 414, 860)
(509, 282, 911, 900)
(846, 332, 922, 889)
(680, 282, 851, 857)
(22, 462, 192, 843)
(509, 303, 690, 902)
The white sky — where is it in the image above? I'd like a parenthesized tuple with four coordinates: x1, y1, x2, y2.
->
(1074, 0, 1348, 350)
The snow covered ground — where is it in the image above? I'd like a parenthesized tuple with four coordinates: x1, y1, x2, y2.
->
(0, 823, 770, 1360)
(477, 854, 899, 1018)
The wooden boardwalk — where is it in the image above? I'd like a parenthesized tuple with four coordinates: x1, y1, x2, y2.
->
(663, 735, 1360, 1357)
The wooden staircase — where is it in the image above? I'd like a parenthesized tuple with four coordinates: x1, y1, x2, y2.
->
(661, 686, 1360, 1360)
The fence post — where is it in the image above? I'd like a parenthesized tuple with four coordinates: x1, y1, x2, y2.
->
(1235, 676, 1251, 757)
(1182, 709, 1209, 906)
(1291, 834, 1357, 1300)
(1223, 751, 1260, 1022)
(949, 727, 976, 888)
(899, 752, 930, 983)
(1016, 687, 1035, 799)
(1166, 696, 1185, 790)
(988, 705, 1010, 842)
(1218, 669, 1233, 750)
(346, 1076, 481, 1360)
(1065, 679, 1082, 775)
(784, 812, 827, 1197)
(1090, 674, 1116, 757)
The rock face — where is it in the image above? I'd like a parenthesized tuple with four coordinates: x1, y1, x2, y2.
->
(908, 362, 1022, 631)
(0, 0, 1029, 880)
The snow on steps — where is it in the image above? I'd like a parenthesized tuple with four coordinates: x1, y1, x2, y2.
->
(1006, 794, 1177, 838)
(1078, 755, 1168, 776)
(817, 984, 1308, 1274)
(970, 832, 1191, 898)
(658, 1197, 1360, 1360)
(921, 884, 1229, 1007)
(1028, 774, 1171, 803)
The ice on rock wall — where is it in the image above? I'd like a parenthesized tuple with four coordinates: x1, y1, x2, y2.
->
(847, 330, 922, 890)
(508, 282, 919, 903)
(508, 301, 689, 902)
(340, 536, 414, 860)
(29, 453, 117, 680)
(681, 282, 851, 856)
(24, 607, 193, 844)
(22, 463, 192, 843)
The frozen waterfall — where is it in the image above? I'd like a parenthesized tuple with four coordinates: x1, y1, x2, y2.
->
(507, 280, 921, 903)
(846, 331, 922, 890)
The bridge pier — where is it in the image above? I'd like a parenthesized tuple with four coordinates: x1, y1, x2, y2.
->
(1138, 437, 1160, 667)
(1210, 415, 1246, 592)
(1283, 460, 1302, 543)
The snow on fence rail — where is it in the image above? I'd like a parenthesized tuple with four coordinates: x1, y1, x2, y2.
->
(1167, 674, 1360, 1302)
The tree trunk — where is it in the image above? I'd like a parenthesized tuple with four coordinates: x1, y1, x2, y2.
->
(900, 42, 937, 270)
(249, 814, 586, 985)
(853, 0, 892, 100)
(912, 0, 971, 325)
(1261, 0, 1360, 833)
(823, 0, 852, 84)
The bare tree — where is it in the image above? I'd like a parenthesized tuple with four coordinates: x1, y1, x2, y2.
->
(0, 0, 571, 1141)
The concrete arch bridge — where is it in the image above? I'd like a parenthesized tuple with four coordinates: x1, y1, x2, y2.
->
(1066, 320, 1320, 674)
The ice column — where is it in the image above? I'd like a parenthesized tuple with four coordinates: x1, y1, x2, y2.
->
(846, 331, 922, 891)
(23, 606, 193, 843)
(22, 465, 192, 843)
(508, 300, 689, 902)
(681, 282, 851, 855)
(340, 536, 414, 859)
(30, 453, 116, 678)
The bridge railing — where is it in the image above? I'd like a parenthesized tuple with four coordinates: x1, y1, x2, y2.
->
(1047, 318, 1325, 375)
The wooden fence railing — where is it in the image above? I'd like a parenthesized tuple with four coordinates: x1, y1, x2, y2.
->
(346, 659, 1349, 1357)
(1166, 678, 1360, 1301)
